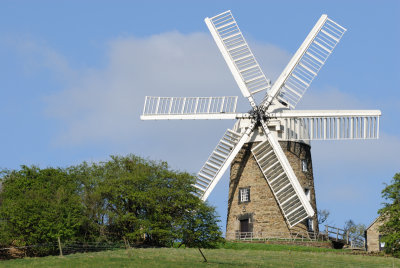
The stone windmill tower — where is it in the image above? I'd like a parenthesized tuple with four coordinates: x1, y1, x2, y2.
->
(141, 11, 381, 240)
(226, 119, 318, 239)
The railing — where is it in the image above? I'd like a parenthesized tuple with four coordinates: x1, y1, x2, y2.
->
(350, 236, 365, 249)
(142, 96, 238, 116)
(228, 227, 366, 249)
(325, 225, 348, 243)
(228, 231, 328, 242)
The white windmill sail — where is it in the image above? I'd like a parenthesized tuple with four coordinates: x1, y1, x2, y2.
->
(194, 123, 255, 201)
(205, 10, 271, 109)
(141, 96, 241, 120)
(270, 110, 381, 141)
(253, 120, 315, 227)
(262, 15, 346, 110)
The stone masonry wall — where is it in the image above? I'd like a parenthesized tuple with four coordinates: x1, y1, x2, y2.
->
(366, 217, 384, 252)
(226, 140, 319, 240)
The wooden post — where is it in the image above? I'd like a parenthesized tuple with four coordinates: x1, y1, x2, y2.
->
(198, 248, 207, 262)
(346, 230, 349, 244)
(325, 225, 328, 240)
(57, 236, 63, 257)
(123, 237, 130, 249)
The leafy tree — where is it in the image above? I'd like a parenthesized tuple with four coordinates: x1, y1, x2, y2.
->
(67, 162, 108, 242)
(0, 166, 83, 249)
(378, 173, 400, 257)
(343, 219, 366, 247)
(180, 202, 224, 249)
(73, 154, 224, 247)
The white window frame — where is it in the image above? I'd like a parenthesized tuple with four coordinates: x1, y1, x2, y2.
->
(239, 188, 250, 203)
(307, 218, 314, 231)
(304, 188, 310, 200)
(301, 159, 308, 172)
(304, 188, 313, 231)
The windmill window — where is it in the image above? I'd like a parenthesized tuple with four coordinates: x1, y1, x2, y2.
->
(307, 218, 314, 231)
(302, 159, 308, 172)
(304, 188, 311, 201)
(304, 189, 313, 231)
(239, 188, 250, 203)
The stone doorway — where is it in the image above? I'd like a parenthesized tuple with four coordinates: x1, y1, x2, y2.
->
(240, 218, 250, 233)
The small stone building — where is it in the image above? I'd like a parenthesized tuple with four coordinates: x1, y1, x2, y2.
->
(365, 216, 386, 252)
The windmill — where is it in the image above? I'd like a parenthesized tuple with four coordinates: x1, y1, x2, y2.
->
(141, 11, 381, 238)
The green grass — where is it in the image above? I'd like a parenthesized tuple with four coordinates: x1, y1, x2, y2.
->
(1, 243, 399, 267)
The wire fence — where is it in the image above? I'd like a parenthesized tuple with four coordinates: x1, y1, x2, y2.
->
(0, 240, 127, 260)
(227, 231, 330, 242)
(0, 231, 366, 260)
(226, 226, 366, 250)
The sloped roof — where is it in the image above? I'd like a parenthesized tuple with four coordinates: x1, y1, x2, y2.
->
(366, 215, 383, 231)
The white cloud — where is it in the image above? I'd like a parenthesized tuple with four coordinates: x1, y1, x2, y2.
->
(43, 31, 291, 146)
(3, 36, 77, 82)
(297, 86, 377, 110)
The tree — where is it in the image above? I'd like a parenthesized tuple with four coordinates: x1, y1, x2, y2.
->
(378, 173, 400, 257)
(78, 154, 224, 247)
(67, 162, 108, 242)
(0, 166, 84, 251)
(180, 202, 224, 249)
(343, 219, 366, 247)
(317, 209, 330, 225)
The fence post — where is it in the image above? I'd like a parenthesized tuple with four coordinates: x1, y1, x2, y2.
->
(57, 236, 63, 257)
(325, 225, 328, 240)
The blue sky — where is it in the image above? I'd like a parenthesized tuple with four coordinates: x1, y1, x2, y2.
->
(0, 0, 399, 232)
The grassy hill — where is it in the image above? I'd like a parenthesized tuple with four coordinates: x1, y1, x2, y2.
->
(0, 243, 399, 267)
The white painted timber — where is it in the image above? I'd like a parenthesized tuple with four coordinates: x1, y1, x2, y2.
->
(142, 96, 238, 117)
(205, 10, 270, 109)
(270, 110, 381, 118)
(195, 123, 255, 201)
(272, 110, 381, 140)
(253, 119, 314, 227)
(262, 15, 346, 110)
(141, 113, 251, 120)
